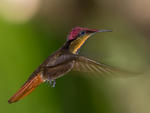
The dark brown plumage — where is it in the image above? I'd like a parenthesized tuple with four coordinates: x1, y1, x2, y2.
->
(8, 27, 133, 103)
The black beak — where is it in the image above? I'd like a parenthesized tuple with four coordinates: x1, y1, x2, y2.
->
(86, 29, 112, 34)
(98, 29, 112, 32)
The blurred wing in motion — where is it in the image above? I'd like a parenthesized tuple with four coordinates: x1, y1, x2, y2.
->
(8, 73, 44, 103)
(73, 56, 139, 77)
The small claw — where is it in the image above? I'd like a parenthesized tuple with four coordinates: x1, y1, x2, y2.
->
(49, 80, 53, 86)
(49, 80, 56, 88)
(52, 80, 56, 88)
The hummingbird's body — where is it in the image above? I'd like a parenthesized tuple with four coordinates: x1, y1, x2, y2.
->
(36, 49, 75, 80)
(8, 27, 128, 103)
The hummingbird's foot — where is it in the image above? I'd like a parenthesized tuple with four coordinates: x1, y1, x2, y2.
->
(49, 80, 56, 88)
(49, 80, 52, 86)
(52, 80, 56, 88)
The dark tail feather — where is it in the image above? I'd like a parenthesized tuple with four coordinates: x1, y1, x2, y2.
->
(8, 73, 44, 103)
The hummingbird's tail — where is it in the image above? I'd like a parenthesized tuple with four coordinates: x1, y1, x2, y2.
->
(8, 73, 44, 103)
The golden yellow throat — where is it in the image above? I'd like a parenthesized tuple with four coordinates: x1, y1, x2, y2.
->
(69, 34, 91, 54)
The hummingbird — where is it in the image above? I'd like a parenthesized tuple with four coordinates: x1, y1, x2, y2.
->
(8, 27, 133, 104)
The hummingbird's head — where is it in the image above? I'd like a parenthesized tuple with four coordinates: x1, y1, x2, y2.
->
(68, 27, 98, 41)
(67, 27, 112, 41)
(66, 27, 112, 54)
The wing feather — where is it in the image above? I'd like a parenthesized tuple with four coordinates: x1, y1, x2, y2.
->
(73, 56, 139, 77)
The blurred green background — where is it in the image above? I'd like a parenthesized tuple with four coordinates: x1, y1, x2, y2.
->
(0, 0, 150, 113)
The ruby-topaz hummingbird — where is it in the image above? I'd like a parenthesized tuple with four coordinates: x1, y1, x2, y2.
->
(8, 27, 131, 103)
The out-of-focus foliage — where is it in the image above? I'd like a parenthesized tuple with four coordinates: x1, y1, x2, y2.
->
(0, 0, 150, 113)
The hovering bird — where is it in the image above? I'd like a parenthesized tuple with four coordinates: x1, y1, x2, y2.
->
(8, 27, 133, 103)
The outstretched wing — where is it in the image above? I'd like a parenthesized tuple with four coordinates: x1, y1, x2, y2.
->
(73, 56, 139, 77)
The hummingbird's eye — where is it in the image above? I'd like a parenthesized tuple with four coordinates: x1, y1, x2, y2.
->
(79, 31, 86, 36)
